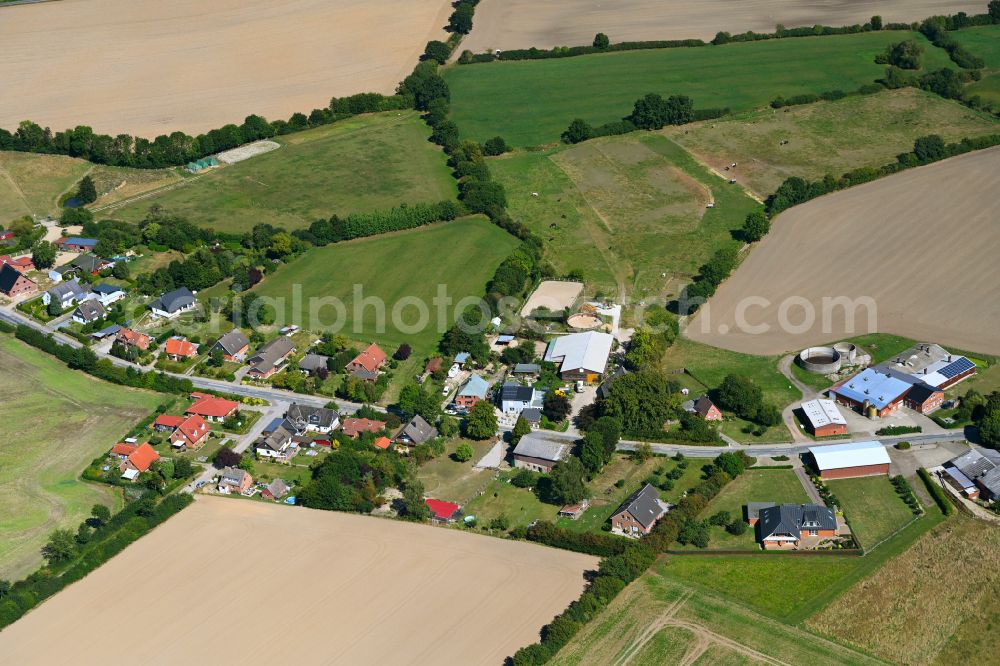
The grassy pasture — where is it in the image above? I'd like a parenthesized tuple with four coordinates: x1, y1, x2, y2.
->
(826, 476, 915, 548)
(490, 133, 758, 299)
(809, 515, 1000, 665)
(252, 217, 519, 353)
(445, 31, 951, 147)
(666, 88, 1000, 196)
(949, 24, 1000, 68)
(110, 112, 457, 233)
(0, 152, 90, 223)
(0, 336, 161, 580)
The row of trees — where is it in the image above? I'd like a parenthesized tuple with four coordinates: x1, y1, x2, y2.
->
(561, 94, 728, 145)
(300, 200, 461, 245)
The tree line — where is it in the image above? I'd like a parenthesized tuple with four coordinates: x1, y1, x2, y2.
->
(561, 93, 729, 145)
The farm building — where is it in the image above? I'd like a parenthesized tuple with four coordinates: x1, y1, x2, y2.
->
(455, 374, 490, 409)
(149, 287, 197, 319)
(610, 483, 668, 537)
(186, 156, 220, 173)
(756, 504, 838, 550)
(543, 331, 614, 381)
(945, 450, 1000, 501)
(211, 329, 250, 361)
(830, 367, 943, 418)
(882, 344, 978, 390)
(799, 399, 847, 437)
(809, 440, 891, 480)
(512, 432, 570, 473)
(56, 237, 98, 252)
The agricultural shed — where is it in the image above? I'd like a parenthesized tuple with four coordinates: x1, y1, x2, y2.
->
(809, 440, 890, 480)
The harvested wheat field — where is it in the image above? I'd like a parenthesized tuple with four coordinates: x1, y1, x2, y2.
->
(0, 0, 451, 137)
(686, 146, 1000, 356)
(462, 0, 983, 53)
(0, 497, 596, 665)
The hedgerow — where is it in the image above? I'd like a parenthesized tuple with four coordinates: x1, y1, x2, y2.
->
(918, 467, 955, 515)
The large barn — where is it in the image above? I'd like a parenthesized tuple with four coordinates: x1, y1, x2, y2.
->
(809, 440, 890, 480)
(799, 398, 847, 437)
(830, 367, 944, 418)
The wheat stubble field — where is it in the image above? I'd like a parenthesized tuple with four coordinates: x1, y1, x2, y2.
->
(0, 497, 597, 665)
(686, 146, 1000, 356)
(461, 0, 984, 53)
(0, 0, 452, 137)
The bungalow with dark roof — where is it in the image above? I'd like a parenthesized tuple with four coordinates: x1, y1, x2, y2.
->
(396, 415, 439, 449)
(247, 336, 296, 380)
(211, 329, 250, 361)
(756, 503, 838, 550)
(298, 353, 329, 374)
(262, 478, 290, 500)
(0, 263, 37, 298)
(149, 287, 196, 319)
(72, 299, 106, 324)
(610, 484, 669, 537)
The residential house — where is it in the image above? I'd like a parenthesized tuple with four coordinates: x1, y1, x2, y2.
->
(945, 449, 1000, 501)
(512, 363, 541, 378)
(186, 394, 240, 423)
(396, 415, 438, 448)
(247, 336, 295, 380)
(341, 417, 385, 438)
(42, 279, 89, 308)
(610, 484, 669, 537)
(744, 502, 776, 526)
(0, 255, 34, 273)
(0, 264, 37, 298)
(520, 408, 542, 427)
(756, 504, 838, 550)
(91, 283, 126, 307)
(286, 403, 340, 434)
(149, 287, 196, 319)
(56, 237, 98, 252)
(809, 440, 891, 480)
(69, 254, 107, 276)
(345, 343, 387, 381)
(110, 442, 138, 460)
(170, 414, 210, 450)
(119, 443, 159, 482)
(692, 395, 722, 421)
(211, 329, 250, 361)
(512, 432, 571, 473)
(116, 328, 152, 351)
(255, 422, 297, 461)
(298, 353, 329, 374)
(152, 414, 185, 432)
(217, 467, 253, 495)
(262, 478, 290, 500)
(425, 499, 461, 523)
(72, 299, 106, 325)
(165, 337, 199, 361)
(455, 374, 490, 410)
(500, 383, 543, 416)
(373, 436, 392, 450)
(543, 331, 614, 382)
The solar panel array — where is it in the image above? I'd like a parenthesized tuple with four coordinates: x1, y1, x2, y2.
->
(940, 357, 976, 379)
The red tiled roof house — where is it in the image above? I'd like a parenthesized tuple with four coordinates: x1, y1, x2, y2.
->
(170, 414, 210, 450)
(186, 395, 240, 423)
(165, 337, 199, 360)
(119, 443, 160, 481)
(345, 343, 387, 381)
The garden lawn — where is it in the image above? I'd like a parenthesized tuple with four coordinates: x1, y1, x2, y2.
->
(0, 336, 161, 580)
(251, 217, 519, 353)
(416, 439, 499, 504)
(666, 88, 1000, 197)
(490, 133, 759, 299)
(462, 473, 559, 530)
(0, 151, 90, 222)
(826, 476, 916, 549)
(445, 31, 952, 147)
(694, 468, 811, 550)
(110, 112, 458, 233)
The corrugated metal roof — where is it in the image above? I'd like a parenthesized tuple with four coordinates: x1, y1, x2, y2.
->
(513, 432, 570, 462)
(809, 440, 890, 470)
(800, 399, 846, 428)
(543, 331, 613, 374)
(832, 368, 912, 410)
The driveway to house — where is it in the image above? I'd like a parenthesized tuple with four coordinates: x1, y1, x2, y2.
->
(791, 459, 824, 504)
(778, 354, 811, 444)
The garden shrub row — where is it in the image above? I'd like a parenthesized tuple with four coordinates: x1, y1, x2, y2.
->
(765, 132, 1000, 215)
(0, 92, 411, 169)
(11, 324, 193, 394)
(876, 425, 922, 436)
(918, 467, 955, 515)
(891, 474, 923, 515)
(0, 493, 193, 629)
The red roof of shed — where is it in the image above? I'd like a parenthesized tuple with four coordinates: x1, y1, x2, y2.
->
(425, 499, 460, 520)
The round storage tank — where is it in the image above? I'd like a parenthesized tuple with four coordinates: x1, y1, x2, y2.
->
(797, 346, 842, 374)
(833, 342, 857, 364)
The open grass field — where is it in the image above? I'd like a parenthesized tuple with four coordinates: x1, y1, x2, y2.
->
(687, 146, 1000, 356)
(0, 496, 597, 663)
(826, 476, 915, 548)
(0, 152, 90, 223)
(461, 0, 983, 52)
(665, 88, 1000, 197)
(252, 217, 518, 353)
(445, 31, 951, 147)
(491, 133, 758, 299)
(415, 438, 499, 504)
(111, 112, 457, 234)
(950, 24, 1000, 67)
(0, 336, 161, 580)
(808, 515, 1000, 665)
(0, 0, 452, 137)
(550, 560, 883, 666)
(692, 468, 811, 549)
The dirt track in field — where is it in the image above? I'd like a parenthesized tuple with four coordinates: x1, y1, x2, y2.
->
(685, 146, 1000, 356)
(0, 0, 451, 137)
(461, 0, 984, 52)
(0, 497, 597, 665)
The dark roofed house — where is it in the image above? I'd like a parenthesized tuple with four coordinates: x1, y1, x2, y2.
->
(286, 403, 339, 434)
(211, 329, 250, 361)
(500, 382, 541, 415)
(596, 366, 628, 400)
(262, 478, 290, 501)
(512, 432, 570, 473)
(70, 253, 107, 275)
(150, 287, 196, 319)
(247, 336, 296, 380)
(757, 504, 837, 550)
(255, 422, 297, 461)
(0, 263, 38, 298)
(298, 353, 329, 374)
(396, 415, 438, 448)
(72, 298, 106, 324)
(43, 279, 89, 308)
(947, 449, 1000, 501)
(610, 483, 668, 537)
(693, 395, 722, 421)
(744, 502, 777, 526)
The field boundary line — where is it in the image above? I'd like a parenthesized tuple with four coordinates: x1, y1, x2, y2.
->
(92, 170, 212, 212)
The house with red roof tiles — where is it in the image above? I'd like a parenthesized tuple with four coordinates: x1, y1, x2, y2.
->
(341, 417, 386, 438)
(153, 414, 185, 432)
(110, 442, 138, 459)
(119, 443, 160, 481)
(186, 395, 240, 423)
(165, 337, 199, 360)
(373, 436, 392, 450)
(345, 343, 387, 381)
(170, 414, 210, 450)
(116, 328, 152, 351)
